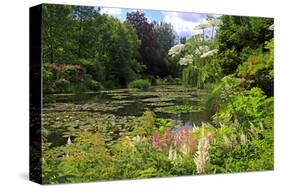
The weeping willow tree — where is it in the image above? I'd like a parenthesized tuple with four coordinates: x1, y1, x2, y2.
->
(182, 64, 204, 88)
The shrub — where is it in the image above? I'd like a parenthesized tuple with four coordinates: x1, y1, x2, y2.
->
(87, 80, 102, 91)
(53, 79, 71, 93)
(215, 87, 273, 131)
(128, 79, 151, 91)
(103, 80, 116, 89)
(132, 111, 156, 136)
(43, 67, 55, 93)
(173, 78, 182, 85)
(153, 78, 164, 86)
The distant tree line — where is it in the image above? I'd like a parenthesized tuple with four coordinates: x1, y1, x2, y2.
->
(42, 4, 177, 93)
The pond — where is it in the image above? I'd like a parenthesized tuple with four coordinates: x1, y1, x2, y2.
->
(43, 85, 211, 147)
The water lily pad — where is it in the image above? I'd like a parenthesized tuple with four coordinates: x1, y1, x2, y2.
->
(110, 100, 134, 105)
(146, 102, 175, 107)
(142, 97, 173, 102)
(111, 95, 129, 100)
(154, 105, 203, 114)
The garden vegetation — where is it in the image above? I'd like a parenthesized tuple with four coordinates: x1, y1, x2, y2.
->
(41, 4, 274, 184)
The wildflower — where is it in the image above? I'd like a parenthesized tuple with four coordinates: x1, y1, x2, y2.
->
(168, 146, 177, 160)
(152, 131, 159, 147)
(132, 135, 141, 143)
(160, 130, 171, 148)
(240, 132, 248, 145)
(223, 135, 232, 149)
(186, 133, 197, 155)
(173, 133, 180, 147)
(180, 143, 188, 156)
(194, 136, 210, 174)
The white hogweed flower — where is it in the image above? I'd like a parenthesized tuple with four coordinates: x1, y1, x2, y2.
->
(168, 44, 185, 56)
(195, 48, 201, 55)
(179, 58, 188, 66)
(198, 45, 210, 53)
(179, 54, 193, 66)
(200, 49, 219, 58)
(208, 18, 223, 27)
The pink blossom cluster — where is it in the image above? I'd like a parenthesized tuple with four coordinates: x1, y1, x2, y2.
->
(151, 127, 197, 155)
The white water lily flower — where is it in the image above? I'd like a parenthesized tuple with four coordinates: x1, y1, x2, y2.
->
(168, 44, 185, 56)
(200, 49, 219, 58)
(67, 136, 72, 145)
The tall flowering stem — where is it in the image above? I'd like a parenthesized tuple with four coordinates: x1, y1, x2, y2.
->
(194, 134, 211, 174)
(151, 127, 197, 159)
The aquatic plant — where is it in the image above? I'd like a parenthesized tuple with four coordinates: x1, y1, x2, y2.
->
(154, 104, 203, 114)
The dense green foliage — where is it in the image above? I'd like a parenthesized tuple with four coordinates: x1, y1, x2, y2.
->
(215, 16, 273, 93)
(128, 79, 151, 91)
(42, 5, 274, 184)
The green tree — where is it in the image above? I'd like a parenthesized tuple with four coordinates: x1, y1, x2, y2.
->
(71, 6, 100, 59)
(215, 16, 273, 75)
(42, 4, 74, 64)
(106, 18, 141, 87)
(154, 21, 176, 52)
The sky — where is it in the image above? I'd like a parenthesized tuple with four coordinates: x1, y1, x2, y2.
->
(99, 7, 221, 38)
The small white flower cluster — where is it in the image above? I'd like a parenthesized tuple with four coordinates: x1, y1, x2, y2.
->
(168, 44, 185, 57)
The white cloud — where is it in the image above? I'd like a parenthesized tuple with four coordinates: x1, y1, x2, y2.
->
(163, 12, 208, 38)
(127, 9, 139, 13)
(100, 7, 122, 15)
